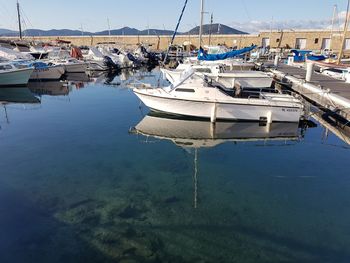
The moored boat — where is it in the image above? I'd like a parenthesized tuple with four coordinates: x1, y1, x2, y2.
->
(0, 61, 33, 86)
(133, 68, 304, 123)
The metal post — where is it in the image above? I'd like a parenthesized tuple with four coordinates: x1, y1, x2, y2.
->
(199, 0, 204, 47)
(338, 0, 350, 64)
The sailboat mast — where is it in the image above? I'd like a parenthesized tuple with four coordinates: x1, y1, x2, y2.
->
(330, 5, 337, 51)
(16, 0, 22, 40)
(337, 0, 350, 65)
(208, 13, 213, 46)
(199, 0, 204, 47)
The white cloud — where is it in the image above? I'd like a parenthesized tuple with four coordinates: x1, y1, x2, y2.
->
(230, 11, 348, 33)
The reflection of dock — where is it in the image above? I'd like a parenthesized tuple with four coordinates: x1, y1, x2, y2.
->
(268, 64, 350, 122)
(312, 112, 350, 146)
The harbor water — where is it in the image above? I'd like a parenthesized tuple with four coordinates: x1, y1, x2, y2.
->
(0, 68, 349, 263)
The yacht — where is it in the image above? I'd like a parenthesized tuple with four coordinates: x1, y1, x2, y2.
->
(133, 67, 304, 123)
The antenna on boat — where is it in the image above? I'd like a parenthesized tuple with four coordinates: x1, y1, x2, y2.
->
(337, 0, 350, 65)
(107, 18, 111, 36)
(80, 23, 84, 36)
(199, 0, 204, 47)
(16, 0, 22, 40)
(330, 5, 337, 51)
(208, 13, 213, 46)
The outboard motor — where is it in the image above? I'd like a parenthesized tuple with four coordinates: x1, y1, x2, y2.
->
(103, 56, 120, 71)
(112, 48, 121, 55)
(126, 53, 142, 67)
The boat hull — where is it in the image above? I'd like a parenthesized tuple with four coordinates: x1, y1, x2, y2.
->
(64, 63, 88, 73)
(30, 65, 65, 80)
(0, 68, 34, 86)
(134, 90, 303, 123)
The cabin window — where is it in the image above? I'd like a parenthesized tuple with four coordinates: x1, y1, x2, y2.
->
(314, 38, 319, 44)
(175, 88, 195, 93)
(0, 65, 13, 70)
(195, 68, 211, 73)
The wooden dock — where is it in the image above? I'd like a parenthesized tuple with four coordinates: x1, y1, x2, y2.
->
(266, 64, 350, 122)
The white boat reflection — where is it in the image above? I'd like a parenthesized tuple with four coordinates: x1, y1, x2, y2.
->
(132, 114, 303, 209)
(0, 87, 40, 104)
(0, 87, 40, 128)
(28, 81, 70, 96)
(132, 113, 302, 148)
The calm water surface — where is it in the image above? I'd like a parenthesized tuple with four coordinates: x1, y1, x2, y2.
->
(0, 69, 349, 263)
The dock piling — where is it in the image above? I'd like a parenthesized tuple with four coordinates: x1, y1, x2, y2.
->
(306, 62, 314, 82)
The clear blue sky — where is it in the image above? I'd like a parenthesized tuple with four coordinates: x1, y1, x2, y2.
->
(0, 0, 347, 33)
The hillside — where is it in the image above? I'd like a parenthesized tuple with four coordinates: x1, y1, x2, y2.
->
(0, 24, 248, 37)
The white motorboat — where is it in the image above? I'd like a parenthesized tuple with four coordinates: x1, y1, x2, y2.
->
(98, 46, 133, 68)
(0, 61, 34, 86)
(84, 47, 120, 71)
(133, 68, 304, 123)
(0, 47, 65, 80)
(47, 48, 88, 73)
(162, 64, 273, 89)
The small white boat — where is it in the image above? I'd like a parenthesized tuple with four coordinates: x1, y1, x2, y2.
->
(0, 61, 34, 86)
(133, 68, 304, 123)
(162, 64, 273, 89)
(84, 47, 120, 71)
(47, 48, 88, 73)
(98, 46, 133, 68)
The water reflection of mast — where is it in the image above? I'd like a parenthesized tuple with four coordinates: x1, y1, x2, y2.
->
(193, 149, 198, 209)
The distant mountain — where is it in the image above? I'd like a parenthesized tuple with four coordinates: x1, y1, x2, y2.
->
(0, 24, 248, 37)
(186, 23, 248, 35)
(91, 27, 175, 36)
(0, 29, 17, 35)
(94, 27, 140, 36)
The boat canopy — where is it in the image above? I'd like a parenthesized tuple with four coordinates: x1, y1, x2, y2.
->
(198, 45, 257, 61)
(291, 49, 326, 62)
(307, 55, 326, 61)
(0, 46, 34, 60)
(28, 61, 49, 69)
